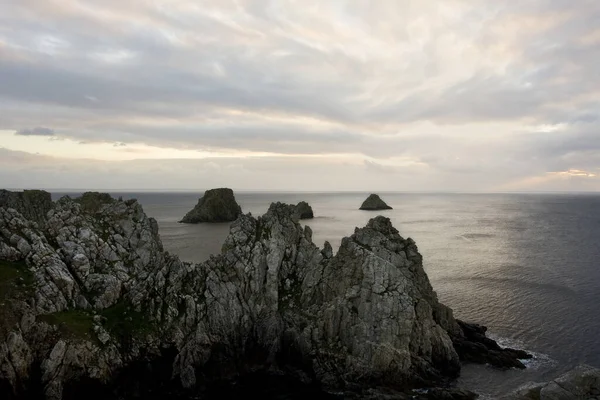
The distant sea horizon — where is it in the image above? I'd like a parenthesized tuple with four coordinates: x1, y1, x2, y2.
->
(7, 187, 600, 195)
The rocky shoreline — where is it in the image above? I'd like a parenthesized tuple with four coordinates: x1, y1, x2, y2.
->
(0, 190, 596, 399)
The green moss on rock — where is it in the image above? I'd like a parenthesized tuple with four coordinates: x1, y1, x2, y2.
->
(0, 259, 34, 301)
(100, 301, 154, 341)
(75, 192, 115, 213)
(38, 310, 95, 340)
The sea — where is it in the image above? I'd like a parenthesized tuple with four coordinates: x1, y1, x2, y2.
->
(50, 191, 600, 398)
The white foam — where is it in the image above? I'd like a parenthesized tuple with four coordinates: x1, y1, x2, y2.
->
(486, 334, 557, 370)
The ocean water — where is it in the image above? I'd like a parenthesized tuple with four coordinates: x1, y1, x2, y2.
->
(51, 192, 600, 397)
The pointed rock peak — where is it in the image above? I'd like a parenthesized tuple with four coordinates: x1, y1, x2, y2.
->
(359, 194, 392, 210)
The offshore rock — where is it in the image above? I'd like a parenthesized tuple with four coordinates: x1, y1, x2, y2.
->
(360, 194, 393, 210)
(0, 189, 53, 227)
(0, 193, 528, 399)
(294, 201, 314, 219)
(180, 188, 242, 223)
(501, 364, 600, 399)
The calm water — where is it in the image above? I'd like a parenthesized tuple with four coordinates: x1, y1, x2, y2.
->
(51, 192, 600, 397)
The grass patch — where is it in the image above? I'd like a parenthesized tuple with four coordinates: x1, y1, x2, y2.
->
(99, 301, 155, 351)
(38, 310, 95, 341)
(0, 259, 35, 336)
(100, 301, 154, 338)
(75, 192, 114, 213)
(0, 259, 34, 301)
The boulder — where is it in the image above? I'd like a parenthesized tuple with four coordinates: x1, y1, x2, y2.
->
(359, 194, 392, 210)
(180, 188, 242, 223)
(501, 364, 600, 399)
(294, 201, 314, 219)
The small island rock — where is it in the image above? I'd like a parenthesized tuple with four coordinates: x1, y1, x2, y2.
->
(294, 201, 314, 219)
(180, 188, 242, 223)
(359, 193, 392, 210)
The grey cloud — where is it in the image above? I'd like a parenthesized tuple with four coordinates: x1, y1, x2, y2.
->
(1, 1, 600, 191)
(15, 127, 55, 136)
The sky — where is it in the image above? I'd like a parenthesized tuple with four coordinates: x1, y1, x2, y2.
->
(1, 0, 599, 192)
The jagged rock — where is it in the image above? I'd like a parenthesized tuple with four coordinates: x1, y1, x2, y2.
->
(294, 201, 314, 219)
(0, 189, 53, 227)
(451, 320, 532, 369)
(501, 364, 600, 399)
(180, 188, 242, 223)
(0, 193, 529, 399)
(359, 194, 392, 210)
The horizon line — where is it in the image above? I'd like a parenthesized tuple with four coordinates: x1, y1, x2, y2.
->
(4, 187, 600, 195)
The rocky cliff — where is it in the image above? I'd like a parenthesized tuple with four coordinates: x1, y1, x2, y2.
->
(0, 191, 529, 399)
(0, 190, 53, 227)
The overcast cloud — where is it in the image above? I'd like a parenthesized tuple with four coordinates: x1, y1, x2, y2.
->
(1, 0, 599, 191)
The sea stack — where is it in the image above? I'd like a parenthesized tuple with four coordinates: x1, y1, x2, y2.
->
(359, 193, 392, 210)
(294, 201, 314, 219)
(180, 188, 242, 223)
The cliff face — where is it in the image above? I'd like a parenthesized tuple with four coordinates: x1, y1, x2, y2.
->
(0, 192, 527, 399)
(0, 190, 53, 227)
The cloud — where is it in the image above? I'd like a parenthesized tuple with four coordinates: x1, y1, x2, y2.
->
(0, 1, 599, 190)
(15, 127, 55, 136)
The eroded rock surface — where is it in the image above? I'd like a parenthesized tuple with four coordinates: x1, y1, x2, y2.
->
(360, 194, 393, 210)
(0, 191, 528, 399)
(180, 188, 242, 223)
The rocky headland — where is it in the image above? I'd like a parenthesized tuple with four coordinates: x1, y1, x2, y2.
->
(360, 194, 393, 210)
(180, 188, 242, 223)
(0, 190, 546, 399)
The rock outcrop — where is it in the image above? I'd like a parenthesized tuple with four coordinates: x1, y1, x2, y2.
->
(0, 189, 53, 227)
(452, 320, 530, 369)
(0, 191, 529, 399)
(294, 201, 314, 219)
(180, 188, 242, 223)
(502, 364, 600, 399)
(360, 194, 393, 210)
